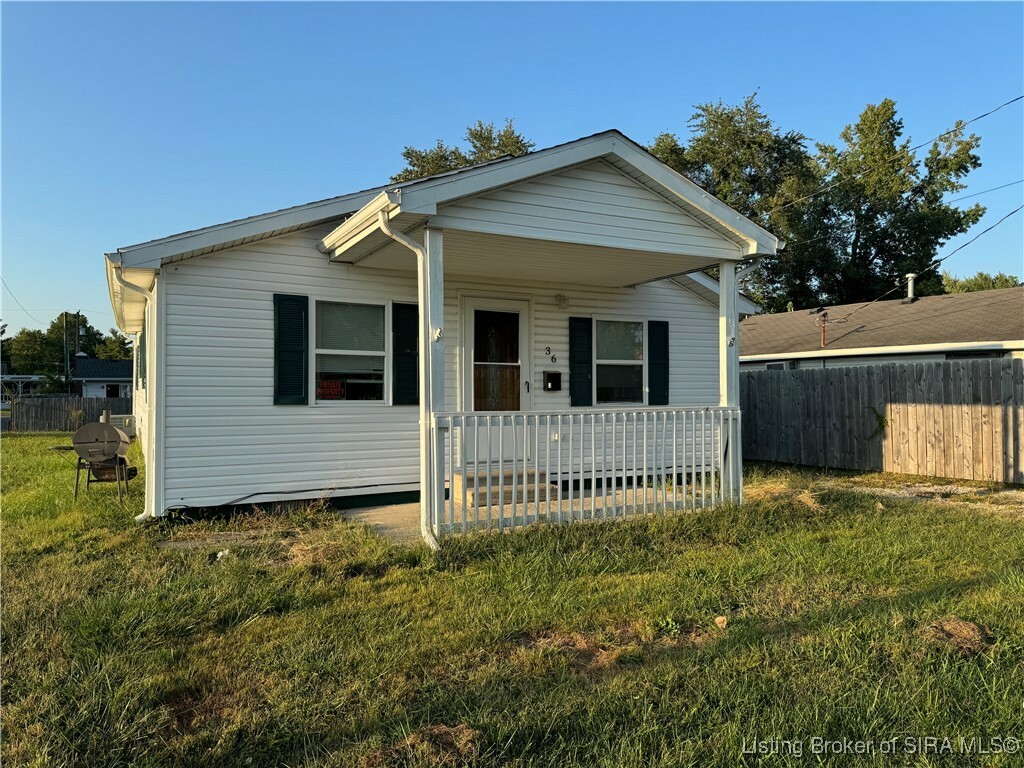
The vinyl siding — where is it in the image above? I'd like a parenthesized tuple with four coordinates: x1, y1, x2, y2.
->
(436, 159, 741, 260)
(160, 226, 722, 511)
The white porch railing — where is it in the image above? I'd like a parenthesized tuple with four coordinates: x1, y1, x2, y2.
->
(430, 406, 741, 537)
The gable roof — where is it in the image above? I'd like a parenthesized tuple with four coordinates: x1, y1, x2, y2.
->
(73, 357, 133, 380)
(318, 130, 778, 262)
(108, 129, 778, 270)
(740, 286, 1024, 359)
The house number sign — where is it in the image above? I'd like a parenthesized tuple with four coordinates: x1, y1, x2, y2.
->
(544, 347, 557, 363)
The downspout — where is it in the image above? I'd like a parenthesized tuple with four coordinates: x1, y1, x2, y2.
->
(111, 262, 156, 523)
(112, 262, 155, 304)
(377, 210, 441, 550)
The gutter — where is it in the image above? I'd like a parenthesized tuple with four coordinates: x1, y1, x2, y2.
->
(376, 209, 441, 551)
(740, 340, 1023, 362)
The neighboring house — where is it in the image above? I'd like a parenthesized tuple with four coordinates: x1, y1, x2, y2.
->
(1, 362, 45, 398)
(72, 355, 133, 398)
(105, 130, 779, 539)
(740, 285, 1024, 370)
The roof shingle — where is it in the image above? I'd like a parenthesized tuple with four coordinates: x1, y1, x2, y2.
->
(740, 287, 1024, 357)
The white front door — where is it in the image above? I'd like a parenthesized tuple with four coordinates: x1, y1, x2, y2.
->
(462, 297, 532, 463)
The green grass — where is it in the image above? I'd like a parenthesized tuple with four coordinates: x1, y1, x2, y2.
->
(2, 435, 1023, 767)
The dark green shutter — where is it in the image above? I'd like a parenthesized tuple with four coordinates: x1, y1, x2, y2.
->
(568, 316, 593, 407)
(648, 320, 669, 405)
(392, 303, 419, 405)
(274, 293, 308, 405)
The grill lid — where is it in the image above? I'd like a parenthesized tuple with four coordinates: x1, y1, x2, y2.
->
(72, 422, 130, 462)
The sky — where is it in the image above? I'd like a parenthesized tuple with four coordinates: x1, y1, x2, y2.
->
(2, 1, 1022, 335)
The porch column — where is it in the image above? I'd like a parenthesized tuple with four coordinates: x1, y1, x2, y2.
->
(718, 260, 741, 502)
(418, 228, 445, 540)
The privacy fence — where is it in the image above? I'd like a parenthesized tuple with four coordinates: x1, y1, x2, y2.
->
(6, 397, 133, 433)
(741, 358, 1024, 484)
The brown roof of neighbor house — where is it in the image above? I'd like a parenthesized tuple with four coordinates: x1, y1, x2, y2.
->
(740, 286, 1024, 357)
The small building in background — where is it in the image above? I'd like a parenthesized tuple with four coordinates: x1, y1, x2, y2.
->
(72, 355, 132, 398)
(740, 286, 1024, 370)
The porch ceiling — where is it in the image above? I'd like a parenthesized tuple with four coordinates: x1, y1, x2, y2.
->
(340, 228, 722, 287)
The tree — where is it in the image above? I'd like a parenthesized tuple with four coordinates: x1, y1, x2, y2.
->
(7, 329, 56, 376)
(391, 119, 535, 183)
(942, 270, 1021, 293)
(94, 328, 133, 359)
(649, 96, 986, 312)
(649, 94, 824, 311)
(814, 100, 984, 305)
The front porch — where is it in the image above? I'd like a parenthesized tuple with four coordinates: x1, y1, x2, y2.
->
(432, 406, 741, 535)
(317, 135, 777, 545)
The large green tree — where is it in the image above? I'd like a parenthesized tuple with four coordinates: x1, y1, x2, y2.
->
(649, 95, 825, 310)
(814, 100, 983, 305)
(650, 96, 985, 311)
(390, 119, 535, 183)
(942, 270, 1021, 293)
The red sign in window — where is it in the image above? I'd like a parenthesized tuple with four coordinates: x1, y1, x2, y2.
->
(317, 380, 346, 400)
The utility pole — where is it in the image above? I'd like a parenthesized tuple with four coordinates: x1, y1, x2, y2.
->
(64, 313, 70, 393)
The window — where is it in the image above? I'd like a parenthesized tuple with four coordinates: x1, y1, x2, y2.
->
(595, 319, 644, 403)
(315, 301, 385, 401)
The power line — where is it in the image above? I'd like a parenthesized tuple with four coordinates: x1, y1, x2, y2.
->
(946, 179, 1023, 203)
(927, 203, 1024, 270)
(787, 176, 1024, 249)
(833, 202, 1024, 323)
(1, 278, 46, 326)
(776, 94, 1024, 212)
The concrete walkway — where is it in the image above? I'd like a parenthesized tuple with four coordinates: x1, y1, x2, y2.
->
(345, 502, 421, 543)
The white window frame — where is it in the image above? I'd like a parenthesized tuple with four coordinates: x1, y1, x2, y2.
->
(592, 315, 648, 406)
(309, 298, 391, 406)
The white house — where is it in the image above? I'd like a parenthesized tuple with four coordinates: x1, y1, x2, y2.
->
(105, 130, 779, 544)
(72, 355, 133, 398)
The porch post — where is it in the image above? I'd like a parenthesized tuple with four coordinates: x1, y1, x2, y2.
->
(718, 260, 741, 502)
(419, 228, 445, 540)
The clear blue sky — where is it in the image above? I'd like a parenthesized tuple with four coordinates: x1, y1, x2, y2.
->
(3, 1, 1022, 334)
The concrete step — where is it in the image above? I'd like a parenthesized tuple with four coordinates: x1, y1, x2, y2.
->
(451, 467, 550, 506)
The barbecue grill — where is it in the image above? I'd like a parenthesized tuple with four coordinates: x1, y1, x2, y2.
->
(68, 421, 136, 501)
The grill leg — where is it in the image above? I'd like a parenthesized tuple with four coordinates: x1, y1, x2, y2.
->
(74, 459, 82, 501)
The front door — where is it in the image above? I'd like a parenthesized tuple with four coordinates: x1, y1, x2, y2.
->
(462, 297, 532, 462)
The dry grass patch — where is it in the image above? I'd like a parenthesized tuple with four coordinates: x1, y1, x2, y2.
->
(744, 481, 823, 512)
(364, 724, 483, 768)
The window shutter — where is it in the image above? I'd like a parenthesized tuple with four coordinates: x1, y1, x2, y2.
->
(568, 316, 593, 407)
(392, 303, 419, 405)
(274, 293, 308, 405)
(648, 320, 669, 406)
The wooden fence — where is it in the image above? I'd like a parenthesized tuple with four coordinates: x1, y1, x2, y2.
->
(7, 397, 133, 433)
(741, 358, 1024, 484)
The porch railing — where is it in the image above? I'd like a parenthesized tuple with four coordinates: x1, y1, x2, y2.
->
(431, 406, 741, 537)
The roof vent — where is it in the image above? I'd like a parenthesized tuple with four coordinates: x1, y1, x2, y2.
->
(807, 306, 826, 315)
(902, 273, 919, 304)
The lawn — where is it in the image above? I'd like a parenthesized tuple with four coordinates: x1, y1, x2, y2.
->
(2, 433, 1022, 767)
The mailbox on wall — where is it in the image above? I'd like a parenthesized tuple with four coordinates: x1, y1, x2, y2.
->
(543, 371, 561, 392)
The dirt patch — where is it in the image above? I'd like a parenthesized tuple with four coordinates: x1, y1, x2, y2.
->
(925, 617, 994, 657)
(518, 619, 709, 674)
(363, 724, 482, 768)
(166, 689, 235, 730)
(821, 480, 1024, 513)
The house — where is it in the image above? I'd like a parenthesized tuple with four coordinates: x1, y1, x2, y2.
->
(105, 130, 779, 542)
(72, 355, 133, 398)
(740, 285, 1024, 370)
